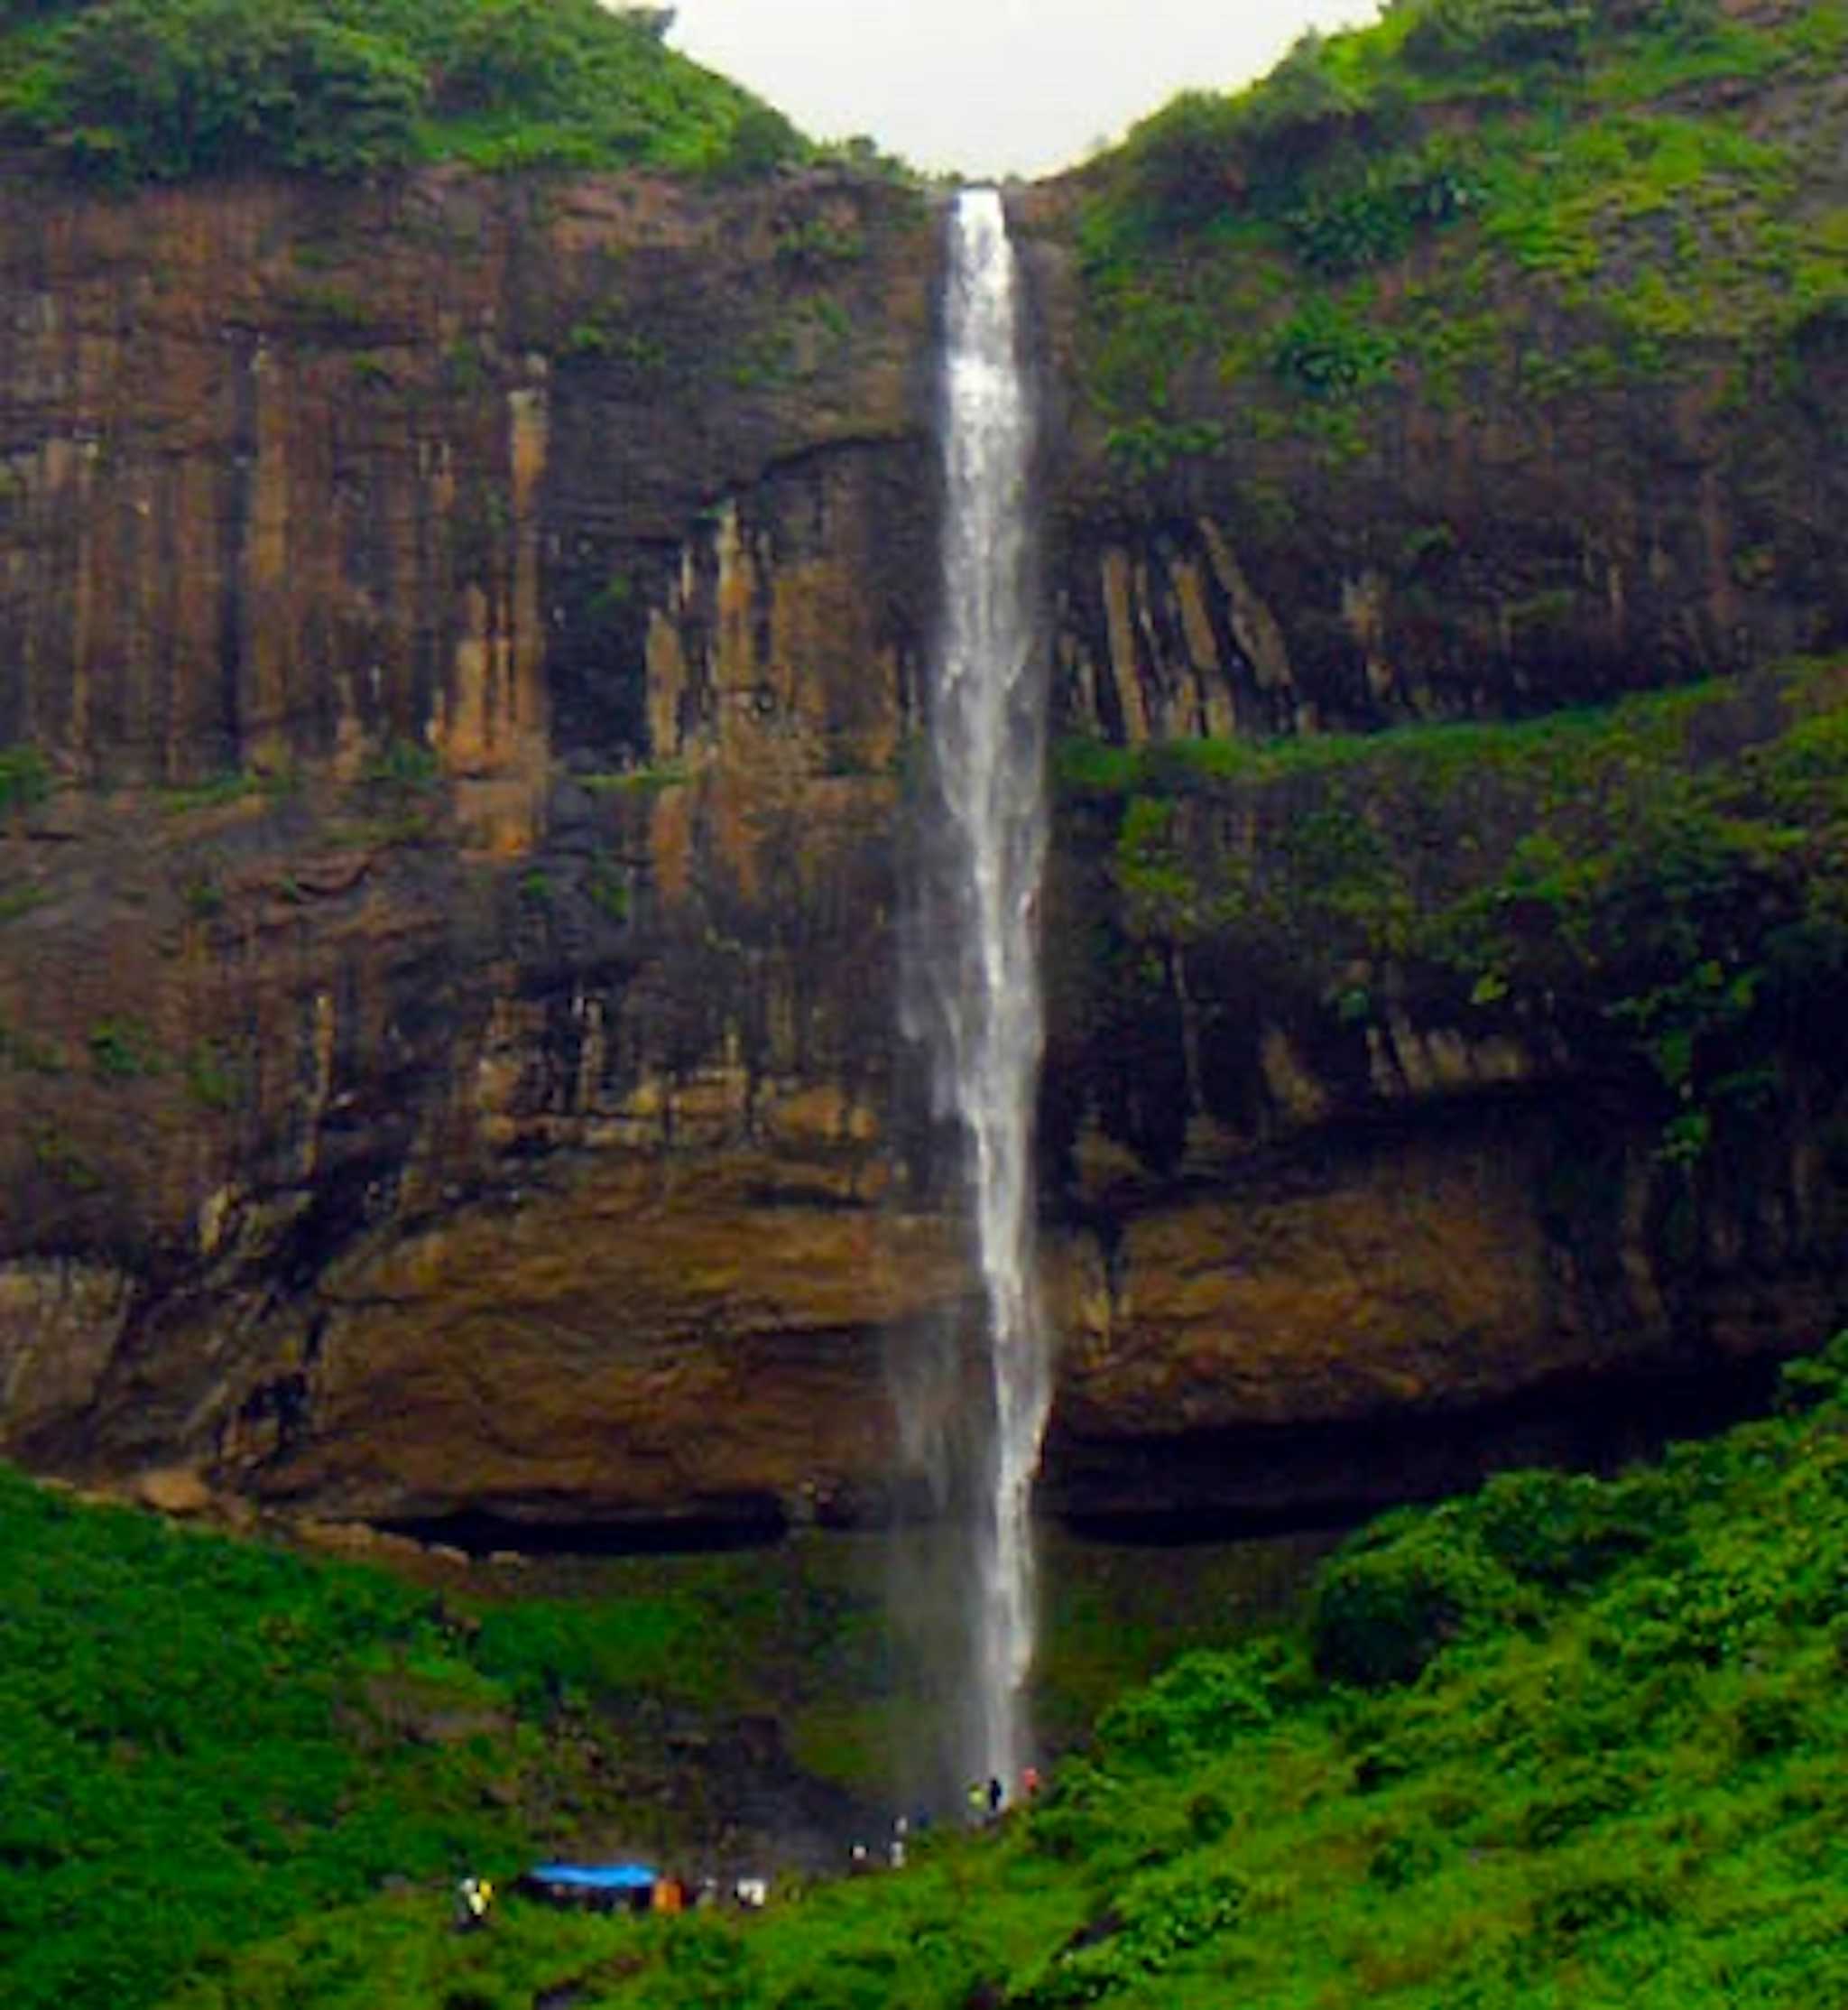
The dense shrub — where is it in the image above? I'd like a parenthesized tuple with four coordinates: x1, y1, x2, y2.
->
(1284, 138, 1484, 274)
(1010, 1867, 1248, 2008)
(1120, 32, 1379, 234)
(1235, 29, 1380, 173)
(1023, 1757, 1132, 1862)
(24, 0, 428, 180)
(1603, 0, 1723, 40)
(709, 97, 804, 182)
(1094, 1647, 1277, 1769)
(1776, 1329, 1848, 1414)
(0, 743, 51, 814)
(1398, 0, 1594, 72)
(0, 0, 808, 182)
(437, 0, 596, 115)
(1118, 89, 1244, 233)
(1268, 292, 1400, 397)
(1310, 1514, 1523, 1685)
(1471, 1468, 1666, 1590)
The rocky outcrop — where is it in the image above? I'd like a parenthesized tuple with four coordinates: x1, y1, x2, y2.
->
(2, 153, 1844, 1535)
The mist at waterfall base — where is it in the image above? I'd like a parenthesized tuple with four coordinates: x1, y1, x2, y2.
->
(890, 189, 1051, 1813)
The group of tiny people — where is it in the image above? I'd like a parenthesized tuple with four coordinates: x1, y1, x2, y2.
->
(455, 1763, 1046, 1932)
(847, 1762, 1043, 1876)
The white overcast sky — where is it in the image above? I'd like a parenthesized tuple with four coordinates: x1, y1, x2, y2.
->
(668, 1, 1387, 179)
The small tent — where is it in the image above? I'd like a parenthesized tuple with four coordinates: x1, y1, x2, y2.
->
(519, 1862, 659, 1913)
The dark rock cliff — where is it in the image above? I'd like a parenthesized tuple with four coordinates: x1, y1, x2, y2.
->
(1, 120, 1843, 1532)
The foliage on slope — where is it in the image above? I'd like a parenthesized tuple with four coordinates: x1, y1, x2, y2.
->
(1059, 0, 1848, 477)
(0, 1476, 802, 2010)
(162, 1332, 1848, 2008)
(0, 0, 807, 182)
(0, 1470, 1313, 2010)
(0, 1479, 501, 2008)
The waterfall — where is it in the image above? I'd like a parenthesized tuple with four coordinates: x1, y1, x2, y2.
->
(901, 186, 1049, 1795)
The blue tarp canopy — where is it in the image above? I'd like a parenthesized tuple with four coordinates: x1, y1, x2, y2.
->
(527, 1863, 657, 1891)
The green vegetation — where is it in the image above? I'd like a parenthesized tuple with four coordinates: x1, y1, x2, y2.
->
(0, 742, 51, 816)
(0, 1470, 573, 2010)
(0, 1468, 1326, 2010)
(361, 737, 441, 792)
(88, 1014, 164, 1080)
(586, 854, 630, 923)
(328, 736, 450, 848)
(561, 307, 670, 367)
(182, 1037, 241, 1110)
(579, 760, 690, 797)
(156, 771, 263, 816)
(1060, 657, 1848, 1162)
(1268, 290, 1400, 399)
(97, 1333, 1848, 2009)
(1065, 0, 1848, 465)
(0, 0, 808, 185)
(772, 214, 869, 277)
(181, 870, 225, 918)
(0, 1475, 873, 2010)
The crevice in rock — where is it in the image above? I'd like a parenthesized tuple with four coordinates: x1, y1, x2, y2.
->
(375, 1497, 792, 1558)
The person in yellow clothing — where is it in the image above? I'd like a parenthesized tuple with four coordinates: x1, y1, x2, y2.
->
(456, 1875, 494, 1930)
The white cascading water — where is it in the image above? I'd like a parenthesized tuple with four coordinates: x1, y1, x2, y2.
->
(909, 186, 1050, 1791)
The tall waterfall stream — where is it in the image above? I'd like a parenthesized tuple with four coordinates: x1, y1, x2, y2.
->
(901, 186, 1050, 1794)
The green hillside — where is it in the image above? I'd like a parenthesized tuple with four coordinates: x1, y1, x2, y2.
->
(0, 0, 807, 182)
(0, 1475, 623, 2010)
(7, 1333, 1846, 2008)
(1060, 0, 1848, 475)
(0, 1469, 1308, 2010)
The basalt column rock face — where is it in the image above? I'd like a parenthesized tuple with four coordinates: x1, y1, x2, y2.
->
(1, 155, 1844, 1537)
(0, 168, 969, 1530)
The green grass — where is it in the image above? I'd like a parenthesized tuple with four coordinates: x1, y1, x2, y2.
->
(161, 1333, 1848, 2009)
